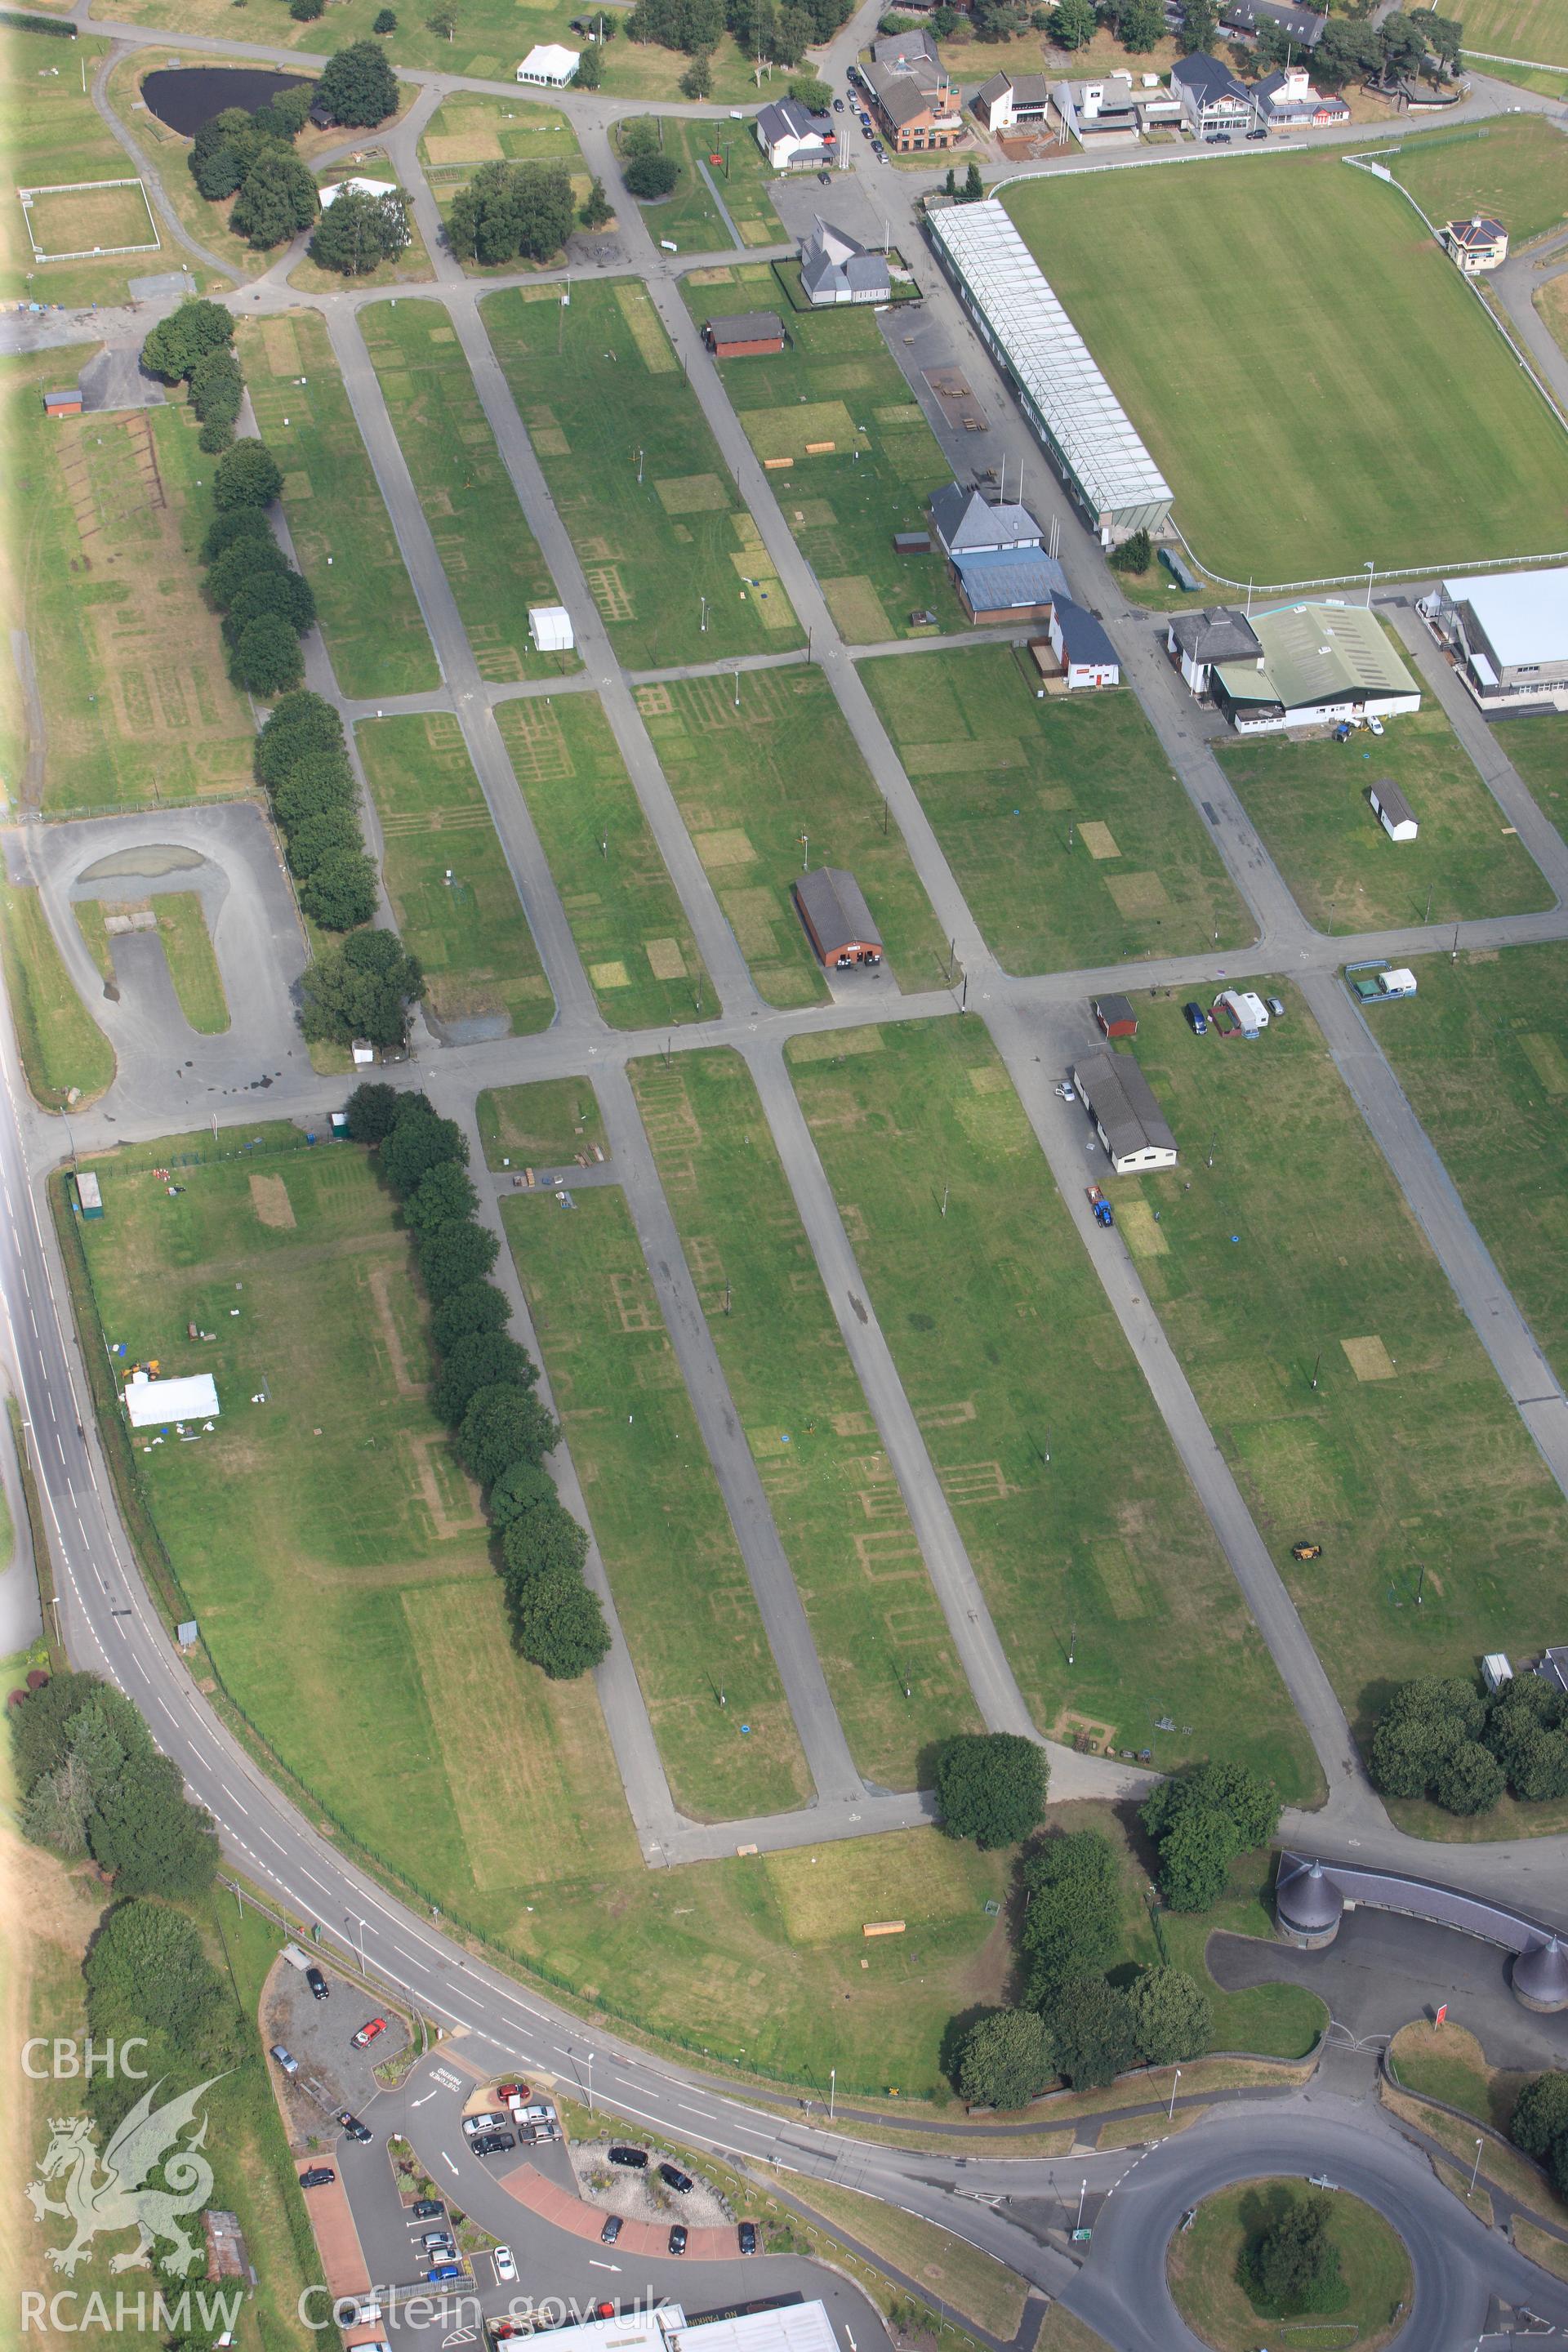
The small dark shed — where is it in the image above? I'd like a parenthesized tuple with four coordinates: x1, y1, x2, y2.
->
(893, 529, 932, 554)
(795, 867, 883, 967)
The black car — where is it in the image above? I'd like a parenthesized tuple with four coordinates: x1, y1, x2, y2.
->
(600, 2216, 623, 2246)
(412, 2198, 445, 2221)
(658, 2163, 693, 2194)
(608, 2146, 648, 2170)
(472, 2131, 516, 2156)
(305, 1965, 330, 2001)
(738, 2222, 758, 2256)
(1246, 126, 1267, 138)
(338, 2112, 373, 2144)
(668, 2226, 688, 2256)
(300, 2167, 336, 2189)
(1183, 1000, 1208, 1036)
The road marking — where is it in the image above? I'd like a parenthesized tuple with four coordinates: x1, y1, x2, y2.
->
(442, 2152, 459, 2176)
(678, 2105, 716, 2120)
(588, 2262, 620, 2274)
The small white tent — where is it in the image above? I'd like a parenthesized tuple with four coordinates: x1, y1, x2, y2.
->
(528, 604, 575, 653)
(517, 42, 580, 82)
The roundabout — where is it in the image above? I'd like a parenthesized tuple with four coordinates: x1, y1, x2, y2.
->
(1166, 2175, 1411, 2350)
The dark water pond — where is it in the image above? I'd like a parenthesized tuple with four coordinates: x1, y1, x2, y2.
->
(141, 66, 311, 136)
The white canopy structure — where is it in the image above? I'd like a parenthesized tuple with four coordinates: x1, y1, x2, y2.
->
(125, 1373, 219, 1428)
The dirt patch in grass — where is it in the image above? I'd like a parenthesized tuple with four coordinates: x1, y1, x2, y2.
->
(249, 1173, 296, 1230)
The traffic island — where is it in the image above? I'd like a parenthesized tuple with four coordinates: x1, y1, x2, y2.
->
(1165, 2177, 1411, 2352)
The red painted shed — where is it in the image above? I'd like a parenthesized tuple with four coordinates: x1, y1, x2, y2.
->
(702, 311, 786, 358)
(1092, 993, 1137, 1040)
(795, 867, 883, 968)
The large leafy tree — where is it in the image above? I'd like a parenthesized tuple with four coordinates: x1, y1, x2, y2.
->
(1142, 1759, 1280, 1911)
(229, 149, 318, 248)
(499, 1491, 589, 1588)
(447, 162, 573, 265)
(316, 39, 400, 124)
(430, 1331, 535, 1425)
(213, 439, 283, 511)
(934, 1731, 1047, 1850)
(510, 1567, 612, 1678)
(87, 1751, 218, 1897)
(230, 612, 305, 696)
(381, 1109, 467, 1196)
(140, 297, 233, 384)
(458, 1381, 556, 1485)
(1128, 1967, 1211, 2065)
(956, 2010, 1056, 2110)
(308, 185, 411, 275)
(1247, 2193, 1340, 2312)
(301, 925, 425, 1047)
(1042, 1976, 1137, 2091)
(1019, 1830, 1120, 2005)
(343, 1080, 403, 1143)
(416, 1219, 500, 1299)
(298, 849, 378, 931)
(432, 1281, 511, 1351)
(404, 1160, 480, 1235)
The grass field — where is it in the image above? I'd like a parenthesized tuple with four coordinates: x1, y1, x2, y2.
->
(1374, 944, 1568, 1387)
(236, 311, 438, 698)
(479, 1078, 605, 1169)
(1167, 2179, 1410, 2351)
(419, 95, 593, 270)
(1122, 995, 1568, 1744)
(620, 118, 782, 252)
(1468, 51, 1568, 91)
(0, 880, 114, 1107)
(629, 1047, 982, 1788)
(2, 30, 163, 308)
(360, 299, 571, 683)
(788, 1019, 1319, 1797)
(482, 278, 804, 666)
(861, 645, 1250, 972)
(1218, 684, 1549, 932)
(1388, 2019, 1524, 2135)
(1539, 272, 1568, 367)
(75, 890, 229, 1032)
(22, 177, 154, 263)
(1497, 712, 1568, 825)
(1457, 0, 1568, 67)
(684, 278, 964, 643)
(639, 669, 948, 1006)
(1384, 117, 1568, 245)
(1003, 155, 1568, 581)
(501, 1182, 811, 1820)
(354, 712, 553, 1036)
(495, 692, 711, 1028)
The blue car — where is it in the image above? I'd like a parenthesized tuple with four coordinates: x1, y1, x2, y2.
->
(426, 2265, 462, 2283)
(1183, 1001, 1208, 1036)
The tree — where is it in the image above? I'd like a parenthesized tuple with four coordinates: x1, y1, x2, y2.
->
(788, 69, 832, 105)
(301, 925, 424, 1048)
(213, 438, 283, 510)
(1410, 7, 1463, 68)
(1044, 1976, 1137, 2091)
(1178, 0, 1217, 48)
(9, 1670, 120, 1793)
(221, 570, 316, 643)
(1128, 1967, 1211, 2065)
(934, 1731, 1047, 1849)
(299, 849, 378, 930)
(308, 185, 411, 275)
(1430, 1737, 1505, 1816)
(206, 535, 288, 609)
(203, 506, 276, 566)
(680, 47, 713, 93)
(1110, 527, 1152, 574)
(189, 345, 243, 428)
(1116, 0, 1165, 46)
(316, 39, 400, 124)
(416, 1219, 501, 1299)
(1379, 10, 1427, 73)
(272, 755, 358, 832)
(510, 1567, 612, 1677)
(405, 1160, 480, 1235)
(229, 149, 318, 247)
(1020, 1831, 1120, 2003)
(956, 2009, 1056, 2109)
(431, 1281, 511, 1352)
(381, 1109, 467, 1196)
(620, 116, 662, 158)
(963, 158, 983, 201)
(1141, 1759, 1280, 1895)
(1049, 0, 1096, 40)
(292, 0, 326, 20)
(580, 176, 612, 229)
(574, 39, 602, 82)
(231, 612, 304, 696)
(488, 1458, 557, 1529)
(1253, 13, 1294, 65)
(624, 151, 680, 199)
(458, 1382, 557, 1486)
(446, 162, 573, 265)
(1152, 1806, 1235, 1913)
(431, 1331, 536, 1426)
(375, 5, 398, 22)
(1512, 2073, 1568, 2166)
(499, 1493, 589, 1587)
(255, 688, 343, 782)
(1368, 1676, 1484, 1802)
(427, 5, 457, 34)
(88, 1751, 218, 1897)
(1247, 2194, 1339, 2313)
(344, 1080, 403, 1143)
(140, 298, 233, 385)
(83, 1901, 227, 2054)
(1314, 15, 1380, 81)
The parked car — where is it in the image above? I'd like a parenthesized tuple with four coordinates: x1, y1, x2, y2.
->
(1205, 130, 1232, 142)
(738, 2222, 759, 2255)
(495, 2247, 518, 2283)
(497, 2082, 528, 2105)
(305, 1966, 330, 2002)
(1054, 1080, 1076, 1102)
(833, 96, 844, 109)
(668, 2226, 688, 2256)
(1183, 1001, 1208, 1036)
(600, 2216, 623, 2246)
(1246, 126, 1267, 138)
(300, 2167, 336, 2189)
(337, 2112, 373, 2143)
(818, 170, 831, 183)
(412, 2198, 445, 2221)
(473, 2132, 516, 2156)
(1267, 996, 1285, 1019)
(269, 2045, 298, 2076)
(352, 2018, 387, 2049)
(526, 2122, 562, 2144)
(609, 2146, 648, 2170)
(422, 2232, 456, 2251)
(1367, 714, 1385, 735)
(515, 2104, 554, 2125)
(658, 2163, 694, 2194)
(426, 2264, 462, 2283)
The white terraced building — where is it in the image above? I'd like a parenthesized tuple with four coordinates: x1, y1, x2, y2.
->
(925, 198, 1173, 546)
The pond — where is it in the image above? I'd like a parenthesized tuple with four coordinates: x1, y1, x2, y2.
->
(141, 66, 312, 136)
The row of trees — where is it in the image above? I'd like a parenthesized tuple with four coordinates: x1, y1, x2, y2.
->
(958, 1958, 1213, 2103)
(1142, 1757, 1281, 1910)
(255, 691, 381, 932)
(622, 0, 849, 67)
(12, 1670, 218, 1899)
(344, 1085, 613, 1679)
(1370, 1671, 1568, 1816)
(142, 294, 242, 454)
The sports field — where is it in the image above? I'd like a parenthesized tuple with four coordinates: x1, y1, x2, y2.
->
(1004, 156, 1568, 581)
(1456, 0, 1568, 66)
(2, 357, 256, 812)
(481, 278, 803, 667)
(788, 1018, 1318, 1798)
(685, 277, 964, 643)
(355, 713, 553, 1036)
(237, 312, 439, 698)
(640, 670, 948, 1007)
(629, 1046, 982, 1789)
(479, 1078, 605, 1170)
(21, 178, 154, 263)
(502, 1181, 809, 1820)
(861, 645, 1250, 971)
(1384, 118, 1568, 246)
(1123, 996, 1568, 1741)
(2, 30, 156, 307)
(362, 300, 570, 683)
(1218, 688, 1549, 932)
(495, 692, 710, 1029)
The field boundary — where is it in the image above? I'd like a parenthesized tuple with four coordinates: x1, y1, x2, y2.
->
(17, 175, 160, 262)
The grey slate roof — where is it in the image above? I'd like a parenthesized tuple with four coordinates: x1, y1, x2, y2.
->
(1172, 50, 1253, 105)
(759, 96, 829, 145)
(866, 65, 938, 127)
(1222, 0, 1326, 40)
(1448, 214, 1507, 246)
(1170, 606, 1263, 663)
(1370, 778, 1415, 829)
(1073, 1049, 1176, 1163)
(706, 311, 784, 345)
(800, 216, 890, 302)
(975, 69, 1012, 105)
(929, 483, 1043, 555)
(952, 546, 1069, 610)
(871, 25, 938, 65)
(1054, 598, 1119, 668)
(795, 866, 881, 954)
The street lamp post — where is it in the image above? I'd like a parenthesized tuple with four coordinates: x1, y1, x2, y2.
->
(701, 595, 707, 633)
(1364, 560, 1375, 608)
(587, 2048, 595, 2115)
(1468, 2136, 1484, 2196)
(1076, 2180, 1088, 2231)
(829, 2068, 836, 2122)
(1168, 2067, 1181, 2121)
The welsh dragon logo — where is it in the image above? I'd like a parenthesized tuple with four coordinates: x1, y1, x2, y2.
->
(27, 2076, 225, 2276)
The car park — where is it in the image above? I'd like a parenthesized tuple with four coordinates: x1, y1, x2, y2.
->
(301, 2167, 336, 2189)
(738, 2222, 758, 2255)
(473, 2132, 516, 2156)
(600, 2216, 623, 2246)
(337, 2112, 373, 2143)
(495, 2247, 518, 2283)
(269, 2044, 298, 2075)
(658, 2163, 693, 2194)
(609, 2145, 648, 2169)
(668, 2226, 688, 2256)
(1183, 1001, 1208, 1036)
(305, 1967, 330, 2001)
(412, 2198, 444, 2221)
(352, 2018, 387, 2049)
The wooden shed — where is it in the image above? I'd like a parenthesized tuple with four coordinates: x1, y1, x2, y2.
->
(794, 867, 883, 968)
(702, 311, 786, 358)
(1092, 993, 1137, 1040)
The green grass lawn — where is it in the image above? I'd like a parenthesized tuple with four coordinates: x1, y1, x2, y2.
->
(495, 692, 710, 1028)
(1122, 995, 1568, 1745)
(861, 645, 1250, 973)
(1388, 2019, 1525, 2134)
(1383, 117, 1568, 245)
(1165, 1855, 1328, 2060)
(1467, 51, 1568, 91)
(1218, 686, 1550, 933)
(354, 712, 553, 1036)
(1003, 155, 1568, 581)
(1168, 2178, 1410, 2352)
(419, 94, 595, 272)
(2, 354, 256, 813)
(2, 29, 160, 308)
(1456, 0, 1568, 66)
(501, 1181, 811, 1820)
(236, 311, 438, 698)
(1497, 710, 1568, 825)
(617, 118, 783, 252)
(479, 1077, 605, 1169)
(1374, 943, 1568, 1387)
(788, 1018, 1319, 1799)
(628, 1046, 982, 1788)
(360, 299, 572, 684)
(156, 891, 229, 1033)
(684, 278, 964, 643)
(0, 881, 114, 1107)
(481, 278, 804, 667)
(642, 669, 948, 1007)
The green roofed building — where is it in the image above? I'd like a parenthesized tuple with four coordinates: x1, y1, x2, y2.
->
(1211, 600, 1421, 735)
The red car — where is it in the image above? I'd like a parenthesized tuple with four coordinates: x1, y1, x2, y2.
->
(351, 2017, 387, 2048)
(496, 2082, 530, 2105)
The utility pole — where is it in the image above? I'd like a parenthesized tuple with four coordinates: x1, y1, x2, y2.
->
(829, 2068, 836, 2122)
(701, 594, 707, 633)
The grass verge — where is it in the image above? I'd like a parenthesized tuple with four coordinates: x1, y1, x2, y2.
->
(1387, 2019, 1525, 2136)
(0, 880, 114, 1107)
(781, 2175, 1028, 2338)
(1384, 115, 1568, 246)
(1381, 2078, 1564, 2220)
